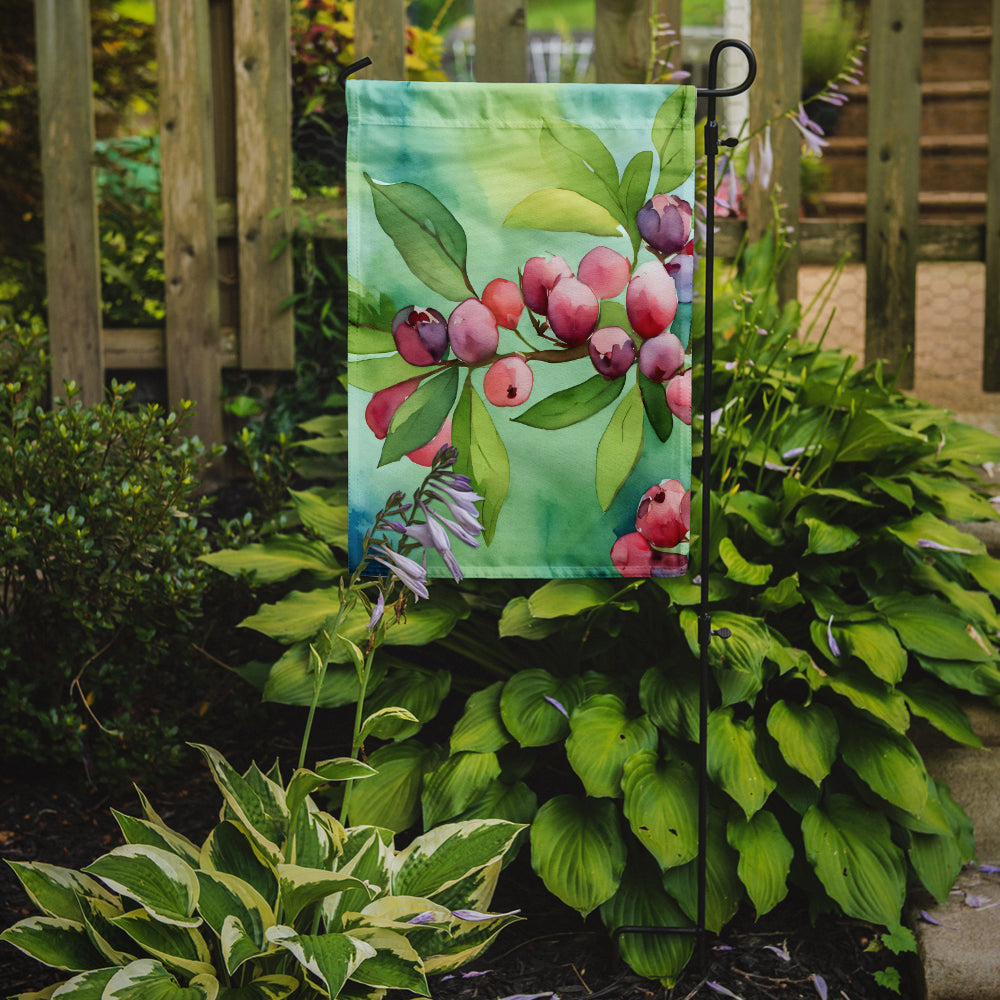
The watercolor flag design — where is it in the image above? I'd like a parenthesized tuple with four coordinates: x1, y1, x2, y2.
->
(347, 80, 696, 579)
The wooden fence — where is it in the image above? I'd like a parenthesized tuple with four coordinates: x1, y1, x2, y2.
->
(33, 0, 1000, 445)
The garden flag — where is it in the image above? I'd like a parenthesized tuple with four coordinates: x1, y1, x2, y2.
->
(347, 80, 696, 578)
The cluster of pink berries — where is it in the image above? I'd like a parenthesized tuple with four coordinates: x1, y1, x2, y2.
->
(610, 478, 690, 577)
(365, 193, 694, 465)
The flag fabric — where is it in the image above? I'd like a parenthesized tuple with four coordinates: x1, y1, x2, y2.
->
(347, 80, 696, 579)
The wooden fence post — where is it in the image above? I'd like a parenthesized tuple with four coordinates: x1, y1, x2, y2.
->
(864, 0, 923, 389)
(983, 0, 1000, 390)
(746, 0, 801, 305)
(354, 0, 406, 80)
(474, 0, 526, 83)
(34, 0, 104, 405)
(594, 0, 677, 85)
(157, 0, 223, 445)
(233, 0, 294, 369)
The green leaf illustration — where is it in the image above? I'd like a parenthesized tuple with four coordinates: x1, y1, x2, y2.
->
(637, 368, 675, 443)
(379, 366, 459, 467)
(539, 118, 625, 223)
(513, 373, 625, 430)
(651, 87, 695, 194)
(348, 353, 425, 394)
(596, 383, 645, 512)
(365, 174, 474, 301)
(504, 188, 625, 237)
(452, 375, 510, 544)
(619, 149, 654, 255)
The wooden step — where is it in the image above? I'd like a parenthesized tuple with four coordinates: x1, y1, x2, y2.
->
(922, 25, 992, 83)
(922, 0, 992, 28)
(813, 189, 987, 222)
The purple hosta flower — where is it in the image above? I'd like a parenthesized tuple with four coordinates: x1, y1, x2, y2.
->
(706, 982, 742, 999)
(979, 864, 1000, 874)
(763, 944, 790, 962)
(407, 911, 438, 925)
(917, 538, 973, 555)
(811, 974, 828, 1000)
(827, 615, 842, 657)
(544, 695, 569, 718)
(451, 908, 521, 921)
(791, 104, 828, 156)
(441, 970, 493, 981)
(367, 590, 385, 631)
(371, 544, 429, 601)
(714, 156, 742, 216)
(397, 507, 464, 583)
(747, 124, 774, 190)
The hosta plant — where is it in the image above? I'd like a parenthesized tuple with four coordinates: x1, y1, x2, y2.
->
(1, 743, 523, 999)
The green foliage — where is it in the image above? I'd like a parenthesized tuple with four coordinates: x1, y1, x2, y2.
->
(0, 317, 221, 783)
(1, 744, 524, 998)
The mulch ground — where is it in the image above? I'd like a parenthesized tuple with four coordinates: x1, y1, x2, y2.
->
(1, 741, 914, 1000)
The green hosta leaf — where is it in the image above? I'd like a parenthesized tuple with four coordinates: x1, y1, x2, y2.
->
(392, 820, 524, 901)
(639, 664, 699, 742)
(200, 822, 278, 911)
(596, 384, 645, 512)
(651, 86, 695, 193)
(363, 667, 451, 741)
(4, 862, 118, 923)
(727, 811, 793, 918)
(379, 366, 460, 467)
(360, 706, 421, 742)
(259, 645, 371, 709)
(755, 573, 805, 613)
(499, 670, 585, 747)
(901, 680, 982, 748)
(0, 916, 107, 971)
(530, 795, 626, 917)
(707, 708, 776, 819)
(936, 420, 1000, 464)
(834, 410, 927, 463)
(621, 751, 698, 870)
(725, 491, 784, 546)
(453, 779, 538, 827)
(527, 579, 618, 619)
(111, 909, 214, 978)
(802, 793, 906, 926)
(718, 536, 772, 586)
(765, 701, 838, 786)
(566, 695, 658, 798)
(365, 175, 472, 301)
(450, 682, 511, 754)
(803, 517, 859, 555)
(285, 760, 376, 822)
(199, 536, 341, 584)
(348, 353, 425, 393)
(497, 596, 564, 639)
(421, 751, 502, 828)
(347, 740, 442, 832)
(911, 562, 1000, 633)
(680, 610, 770, 707)
(277, 865, 373, 925)
(513, 373, 625, 430)
(966, 552, 1000, 597)
(874, 594, 995, 662)
(906, 472, 998, 521)
(811, 662, 910, 732)
(504, 188, 625, 237)
(83, 846, 200, 928)
(833, 621, 908, 684)
(266, 925, 375, 998)
(916, 655, 1000, 697)
(102, 959, 217, 1000)
(216, 975, 299, 1000)
(346, 926, 428, 994)
(839, 718, 929, 816)
(886, 511, 985, 556)
(451, 375, 509, 544)
(287, 489, 349, 546)
(600, 852, 694, 987)
(909, 811, 966, 906)
(661, 811, 741, 933)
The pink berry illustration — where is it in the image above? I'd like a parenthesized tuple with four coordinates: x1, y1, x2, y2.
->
(482, 278, 524, 330)
(666, 369, 692, 425)
(627, 261, 678, 339)
(577, 246, 630, 300)
(448, 298, 500, 364)
(636, 194, 693, 257)
(365, 376, 421, 439)
(635, 479, 690, 549)
(589, 326, 636, 380)
(611, 532, 688, 577)
(666, 249, 695, 304)
(392, 306, 449, 366)
(484, 355, 533, 406)
(521, 255, 573, 315)
(638, 331, 685, 383)
(407, 417, 452, 466)
(546, 276, 600, 346)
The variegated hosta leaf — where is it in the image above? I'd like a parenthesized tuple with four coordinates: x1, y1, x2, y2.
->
(0, 916, 107, 971)
(78, 894, 136, 966)
(802, 793, 906, 926)
(499, 670, 585, 747)
(83, 845, 200, 928)
(112, 811, 201, 868)
(288, 802, 343, 870)
(347, 740, 443, 832)
(110, 908, 214, 979)
(345, 926, 429, 995)
(323, 829, 393, 931)
(285, 760, 375, 824)
(195, 871, 274, 973)
(4, 861, 118, 922)
(706, 707, 776, 819)
(529, 795, 626, 917)
(44, 966, 117, 997)
(191, 745, 288, 863)
(726, 810, 793, 917)
(566, 695, 658, 798)
(276, 864, 375, 925)
(391, 820, 524, 901)
(422, 907, 522, 975)
(200, 822, 279, 910)
(621, 751, 699, 871)
(424, 859, 501, 915)
(265, 925, 375, 998)
(599, 853, 694, 987)
(214, 974, 300, 999)
(421, 751, 502, 829)
(102, 958, 218, 999)
(838, 717, 929, 817)
(765, 700, 838, 786)
(450, 681, 511, 754)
